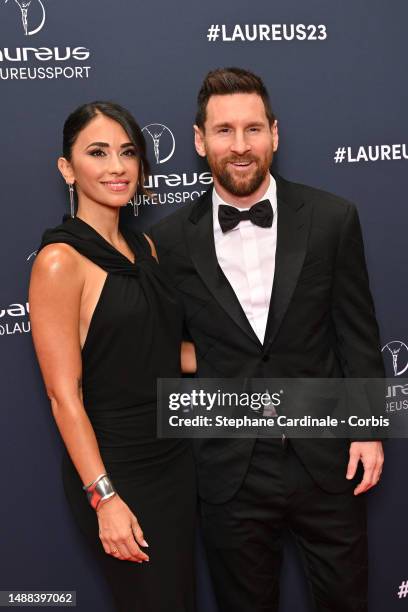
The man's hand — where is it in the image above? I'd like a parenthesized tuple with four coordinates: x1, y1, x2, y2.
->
(346, 441, 384, 495)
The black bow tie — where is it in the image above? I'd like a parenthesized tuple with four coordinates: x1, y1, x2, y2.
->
(218, 199, 273, 233)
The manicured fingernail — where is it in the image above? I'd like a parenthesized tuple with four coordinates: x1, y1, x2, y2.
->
(142, 539, 149, 547)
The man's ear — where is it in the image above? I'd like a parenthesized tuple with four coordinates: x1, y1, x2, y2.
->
(193, 125, 206, 158)
(272, 119, 279, 153)
(57, 157, 75, 185)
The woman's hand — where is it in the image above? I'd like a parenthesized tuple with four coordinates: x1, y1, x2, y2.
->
(96, 495, 149, 563)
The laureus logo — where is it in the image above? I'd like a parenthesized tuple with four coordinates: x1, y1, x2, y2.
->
(381, 341, 408, 377)
(142, 124, 175, 164)
(4, 0, 46, 36)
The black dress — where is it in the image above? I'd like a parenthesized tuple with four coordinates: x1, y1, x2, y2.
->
(39, 216, 196, 612)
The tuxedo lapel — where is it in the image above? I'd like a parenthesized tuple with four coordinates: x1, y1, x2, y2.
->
(186, 190, 261, 347)
(263, 179, 312, 349)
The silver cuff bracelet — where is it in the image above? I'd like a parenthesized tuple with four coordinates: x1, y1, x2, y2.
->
(84, 474, 116, 510)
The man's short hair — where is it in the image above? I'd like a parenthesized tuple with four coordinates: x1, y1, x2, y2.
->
(195, 67, 276, 129)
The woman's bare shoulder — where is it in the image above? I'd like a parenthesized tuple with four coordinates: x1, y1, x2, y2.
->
(32, 243, 83, 278)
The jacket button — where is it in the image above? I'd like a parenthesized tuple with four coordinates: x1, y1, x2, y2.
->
(262, 355, 270, 362)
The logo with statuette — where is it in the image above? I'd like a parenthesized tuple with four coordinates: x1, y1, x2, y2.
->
(4, 0, 46, 36)
(381, 341, 408, 376)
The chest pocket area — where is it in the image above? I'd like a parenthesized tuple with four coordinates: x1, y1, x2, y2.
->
(297, 256, 332, 285)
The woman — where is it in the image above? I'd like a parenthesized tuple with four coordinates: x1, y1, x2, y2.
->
(29, 101, 197, 612)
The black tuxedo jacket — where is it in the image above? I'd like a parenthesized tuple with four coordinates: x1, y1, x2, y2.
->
(150, 174, 385, 502)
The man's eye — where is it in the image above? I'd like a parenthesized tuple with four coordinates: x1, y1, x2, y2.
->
(218, 128, 230, 134)
(249, 127, 261, 133)
(89, 149, 106, 157)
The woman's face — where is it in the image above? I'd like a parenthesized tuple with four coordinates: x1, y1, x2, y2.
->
(59, 113, 139, 210)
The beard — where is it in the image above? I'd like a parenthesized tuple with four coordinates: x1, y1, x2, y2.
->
(207, 150, 273, 198)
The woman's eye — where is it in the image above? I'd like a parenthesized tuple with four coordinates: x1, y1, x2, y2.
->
(89, 149, 106, 157)
(88, 148, 137, 158)
(122, 148, 138, 157)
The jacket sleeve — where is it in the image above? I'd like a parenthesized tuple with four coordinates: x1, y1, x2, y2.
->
(331, 204, 386, 440)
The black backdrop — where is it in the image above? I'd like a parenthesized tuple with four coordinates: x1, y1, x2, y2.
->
(1, 1, 407, 610)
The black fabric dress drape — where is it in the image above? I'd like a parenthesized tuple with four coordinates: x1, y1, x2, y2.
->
(39, 217, 196, 612)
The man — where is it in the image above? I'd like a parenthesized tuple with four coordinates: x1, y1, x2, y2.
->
(150, 67, 384, 612)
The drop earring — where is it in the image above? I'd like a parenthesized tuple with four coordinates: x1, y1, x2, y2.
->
(130, 193, 139, 216)
(128, 163, 144, 216)
(132, 164, 146, 217)
(68, 183, 75, 218)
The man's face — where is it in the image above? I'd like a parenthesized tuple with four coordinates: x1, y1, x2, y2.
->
(194, 93, 278, 203)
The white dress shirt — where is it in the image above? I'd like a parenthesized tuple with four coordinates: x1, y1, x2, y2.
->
(212, 173, 278, 344)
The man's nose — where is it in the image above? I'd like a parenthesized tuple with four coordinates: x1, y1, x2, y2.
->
(230, 131, 251, 155)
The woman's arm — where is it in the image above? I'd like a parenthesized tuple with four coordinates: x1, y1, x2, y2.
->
(29, 244, 148, 563)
